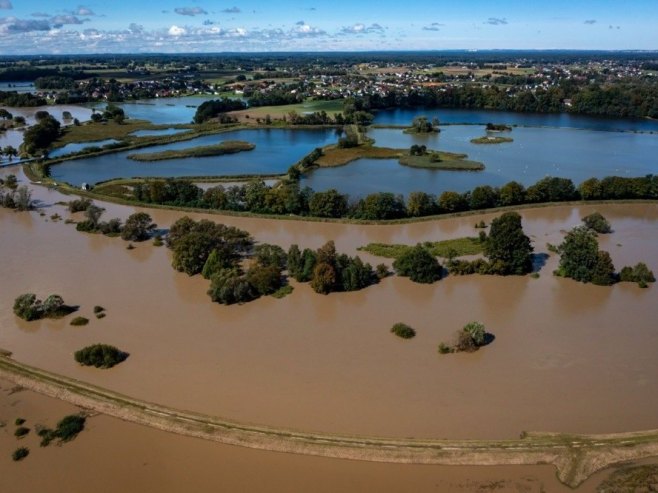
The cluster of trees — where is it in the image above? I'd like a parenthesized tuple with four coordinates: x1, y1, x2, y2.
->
(556, 226, 655, 287)
(406, 116, 439, 133)
(0, 91, 47, 107)
(90, 104, 125, 124)
(393, 245, 442, 283)
(72, 199, 156, 241)
(350, 79, 658, 119)
(22, 113, 61, 155)
(283, 110, 373, 126)
(448, 212, 533, 276)
(288, 241, 379, 294)
(34, 76, 76, 90)
(0, 185, 33, 211)
(193, 98, 248, 124)
(38, 414, 86, 447)
(249, 88, 303, 107)
(74, 344, 128, 369)
(582, 212, 612, 234)
(13, 293, 73, 321)
(128, 175, 658, 222)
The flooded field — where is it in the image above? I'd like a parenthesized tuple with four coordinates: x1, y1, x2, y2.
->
(1, 170, 657, 441)
(4, 378, 636, 493)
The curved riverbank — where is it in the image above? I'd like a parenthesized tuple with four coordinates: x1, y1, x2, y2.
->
(2, 353, 658, 488)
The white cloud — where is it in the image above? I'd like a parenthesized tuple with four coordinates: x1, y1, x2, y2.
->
(168, 25, 187, 36)
(0, 0, 12, 10)
(340, 23, 384, 35)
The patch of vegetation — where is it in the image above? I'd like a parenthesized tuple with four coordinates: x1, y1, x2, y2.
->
(359, 237, 484, 260)
(596, 464, 658, 492)
(13, 293, 75, 321)
(93, 306, 105, 314)
(582, 212, 612, 234)
(70, 316, 89, 326)
(555, 226, 617, 285)
(67, 197, 92, 213)
(74, 344, 128, 368)
(391, 323, 416, 339)
(315, 144, 402, 167)
(271, 284, 294, 299)
(120, 212, 156, 241)
(399, 149, 484, 170)
(153, 235, 164, 247)
(470, 136, 513, 144)
(15, 418, 25, 426)
(619, 263, 656, 288)
(38, 414, 86, 446)
(439, 322, 493, 354)
(96, 312, 106, 319)
(485, 123, 512, 131)
(403, 116, 440, 134)
(393, 244, 442, 284)
(127, 140, 255, 162)
(14, 426, 30, 438)
(12, 447, 29, 461)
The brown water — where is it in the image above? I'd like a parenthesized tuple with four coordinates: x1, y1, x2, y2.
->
(0, 379, 638, 493)
(2, 168, 658, 440)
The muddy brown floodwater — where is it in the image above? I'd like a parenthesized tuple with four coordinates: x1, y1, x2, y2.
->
(1, 379, 652, 493)
(1, 167, 658, 442)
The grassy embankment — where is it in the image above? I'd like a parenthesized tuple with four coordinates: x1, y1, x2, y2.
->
(53, 119, 190, 147)
(127, 141, 255, 162)
(1, 352, 658, 488)
(359, 237, 484, 259)
(470, 136, 514, 145)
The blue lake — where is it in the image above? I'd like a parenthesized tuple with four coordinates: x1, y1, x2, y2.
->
(49, 139, 120, 159)
(50, 128, 337, 185)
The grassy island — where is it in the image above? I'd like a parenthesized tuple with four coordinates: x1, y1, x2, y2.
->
(315, 144, 403, 167)
(359, 237, 484, 259)
(399, 151, 485, 170)
(470, 136, 514, 145)
(127, 140, 255, 162)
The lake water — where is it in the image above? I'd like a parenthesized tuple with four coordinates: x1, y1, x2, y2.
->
(374, 107, 658, 133)
(130, 128, 189, 138)
(301, 126, 658, 198)
(49, 139, 119, 159)
(92, 95, 241, 125)
(0, 82, 36, 93)
(51, 128, 337, 185)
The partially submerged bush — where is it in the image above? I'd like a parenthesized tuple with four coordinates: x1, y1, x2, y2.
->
(12, 447, 29, 461)
(14, 426, 30, 438)
(67, 197, 92, 213)
(439, 322, 493, 354)
(74, 344, 128, 368)
(391, 323, 416, 339)
(393, 244, 442, 283)
(582, 212, 612, 234)
(70, 316, 89, 326)
(38, 414, 86, 446)
(13, 293, 73, 321)
(619, 262, 656, 287)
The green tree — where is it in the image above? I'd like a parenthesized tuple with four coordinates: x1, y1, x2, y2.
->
(121, 212, 156, 241)
(469, 185, 499, 210)
(556, 226, 602, 283)
(484, 212, 533, 275)
(438, 191, 468, 213)
(393, 244, 442, 283)
(582, 212, 612, 234)
(406, 191, 437, 217)
(498, 181, 525, 206)
(308, 189, 348, 218)
(311, 262, 337, 294)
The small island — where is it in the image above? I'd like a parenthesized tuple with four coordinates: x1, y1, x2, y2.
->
(470, 135, 514, 144)
(127, 140, 255, 162)
(399, 145, 485, 170)
(403, 116, 440, 134)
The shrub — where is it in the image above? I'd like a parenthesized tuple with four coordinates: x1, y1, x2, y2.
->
(70, 316, 89, 326)
(13, 293, 42, 321)
(438, 342, 453, 354)
(582, 212, 612, 234)
(375, 263, 390, 279)
(93, 306, 105, 314)
(74, 344, 128, 368)
(121, 212, 156, 242)
(393, 244, 442, 283)
(619, 262, 656, 286)
(391, 323, 416, 339)
(208, 268, 257, 305)
(68, 198, 92, 213)
(12, 447, 29, 461)
(14, 426, 30, 438)
(38, 414, 86, 446)
(15, 418, 25, 426)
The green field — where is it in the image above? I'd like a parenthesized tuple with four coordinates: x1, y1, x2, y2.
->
(359, 237, 485, 259)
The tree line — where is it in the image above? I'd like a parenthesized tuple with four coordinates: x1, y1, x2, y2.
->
(130, 174, 658, 221)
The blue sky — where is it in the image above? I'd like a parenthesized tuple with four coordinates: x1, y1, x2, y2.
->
(0, 0, 656, 54)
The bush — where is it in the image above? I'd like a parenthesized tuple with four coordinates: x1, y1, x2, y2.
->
(391, 323, 416, 339)
(68, 198, 92, 213)
(14, 426, 30, 438)
(93, 306, 105, 314)
(12, 447, 29, 461)
(121, 212, 156, 241)
(583, 212, 612, 234)
(38, 414, 86, 446)
(70, 316, 89, 326)
(13, 293, 72, 321)
(208, 268, 257, 305)
(438, 342, 453, 354)
(393, 244, 442, 283)
(440, 322, 491, 354)
(14, 418, 25, 426)
(74, 344, 128, 368)
(619, 263, 656, 286)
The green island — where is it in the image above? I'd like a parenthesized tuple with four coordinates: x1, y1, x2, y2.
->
(127, 140, 255, 162)
(470, 135, 514, 144)
(359, 237, 484, 259)
(398, 150, 485, 170)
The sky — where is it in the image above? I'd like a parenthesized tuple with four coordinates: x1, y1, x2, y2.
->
(0, 0, 656, 54)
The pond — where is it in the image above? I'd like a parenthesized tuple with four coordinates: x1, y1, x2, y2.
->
(301, 126, 658, 198)
(130, 128, 189, 138)
(49, 139, 120, 159)
(50, 128, 337, 185)
(373, 107, 658, 132)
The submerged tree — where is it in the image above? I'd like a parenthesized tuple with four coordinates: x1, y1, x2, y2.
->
(484, 212, 533, 275)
